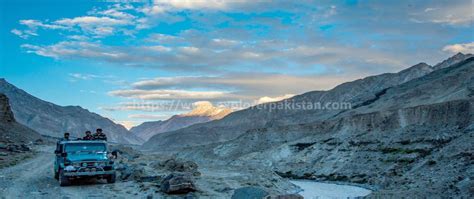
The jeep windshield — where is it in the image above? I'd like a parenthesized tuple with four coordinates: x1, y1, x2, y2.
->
(64, 143, 106, 154)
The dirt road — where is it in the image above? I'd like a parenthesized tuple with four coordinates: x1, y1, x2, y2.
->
(0, 146, 145, 199)
(0, 145, 299, 198)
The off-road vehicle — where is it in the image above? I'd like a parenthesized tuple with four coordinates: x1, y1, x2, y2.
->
(54, 140, 116, 186)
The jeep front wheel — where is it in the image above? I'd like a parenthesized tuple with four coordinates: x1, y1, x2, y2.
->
(106, 173, 116, 183)
(54, 169, 58, 180)
(59, 170, 70, 186)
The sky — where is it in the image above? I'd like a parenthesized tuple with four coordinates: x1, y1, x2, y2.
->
(1, 0, 473, 129)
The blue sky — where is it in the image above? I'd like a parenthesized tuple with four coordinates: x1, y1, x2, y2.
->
(1, 0, 473, 128)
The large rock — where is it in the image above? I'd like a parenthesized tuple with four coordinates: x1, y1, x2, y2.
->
(152, 158, 200, 176)
(265, 194, 304, 199)
(231, 186, 269, 199)
(0, 93, 41, 143)
(160, 172, 197, 194)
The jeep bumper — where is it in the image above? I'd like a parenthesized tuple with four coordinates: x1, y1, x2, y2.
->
(63, 170, 115, 177)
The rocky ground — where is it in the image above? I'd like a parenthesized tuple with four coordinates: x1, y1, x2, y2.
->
(0, 142, 37, 169)
(0, 144, 302, 199)
(174, 100, 474, 198)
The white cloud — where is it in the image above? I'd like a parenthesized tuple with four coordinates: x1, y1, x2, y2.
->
(20, 19, 67, 30)
(55, 16, 130, 26)
(442, 42, 474, 54)
(141, 5, 166, 15)
(146, 33, 180, 42)
(411, 3, 473, 25)
(143, 45, 172, 52)
(257, 94, 295, 104)
(69, 73, 95, 80)
(130, 74, 347, 94)
(148, 0, 249, 12)
(21, 41, 128, 60)
(54, 16, 133, 36)
(13, 4, 137, 38)
(179, 46, 200, 54)
(212, 38, 239, 46)
(67, 35, 90, 41)
(68, 73, 116, 82)
(110, 73, 356, 110)
(324, 5, 337, 18)
(11, 29, 32, 39)
(424, 8, 438, 12)
(108, 89, 230, 100)
(128, 114, 168, 120)
(99, 8, 136, 20)
(100, 101, 192, 112)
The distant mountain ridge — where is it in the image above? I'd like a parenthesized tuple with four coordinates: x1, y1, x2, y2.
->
(433, 52, 473, 70)
(0, 79, 142, 144)
(142, 53, 474, 151)
(131, 101, 232, 141)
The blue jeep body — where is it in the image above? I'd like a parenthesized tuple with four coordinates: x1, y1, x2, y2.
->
(54, 140, 116, 186)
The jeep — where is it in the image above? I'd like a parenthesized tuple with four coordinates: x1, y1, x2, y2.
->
(54, 140, 116, 186)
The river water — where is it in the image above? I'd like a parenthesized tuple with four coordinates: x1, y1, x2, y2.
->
(290, 180, 372, 199)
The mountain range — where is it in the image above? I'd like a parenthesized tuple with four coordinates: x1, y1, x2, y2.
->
(143, 53, 473, 151)
(131, 101, 232, 141)
(139, 53, 474, 197)
(0, 79, 142, 144)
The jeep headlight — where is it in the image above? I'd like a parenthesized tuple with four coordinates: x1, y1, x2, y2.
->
(65, 165, 76, 171)
(98, 162, 106, 167)
(82, 162, 88, 167)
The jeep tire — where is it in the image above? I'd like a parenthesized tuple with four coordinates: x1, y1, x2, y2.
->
(54, 169, 59, 180)
(59, 169, 70, 186)
(106, 173, 116, 183)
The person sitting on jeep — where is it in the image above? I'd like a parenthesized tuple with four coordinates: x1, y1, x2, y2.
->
(93, 128, 107, 141)
(83, 131, 94, 140)
(60, 132, 70, 141)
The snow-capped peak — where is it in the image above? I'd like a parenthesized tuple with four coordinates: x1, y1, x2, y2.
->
(182, 101, 232, 119)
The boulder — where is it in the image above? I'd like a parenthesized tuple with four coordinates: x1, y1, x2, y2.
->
(152, 158, 200, 176)
(265, 194, 304, 199)
(116, 164, 135, 180)
(160, 172, 197, 194)
(231, 186, 269, 199)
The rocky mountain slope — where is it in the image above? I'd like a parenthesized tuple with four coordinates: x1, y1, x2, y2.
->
(143, 53, 473, 151)
(131, 101, 232, 141)
(433, 52, 473, 70)
(0, 93, 41, 143)
(167, 55, 474, 197)
(0, 79, 142, 144)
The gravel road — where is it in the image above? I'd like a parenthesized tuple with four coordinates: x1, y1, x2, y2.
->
(0, 146, 146, 199)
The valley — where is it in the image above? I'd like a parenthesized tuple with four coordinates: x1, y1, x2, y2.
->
(0, 53, 473, 198)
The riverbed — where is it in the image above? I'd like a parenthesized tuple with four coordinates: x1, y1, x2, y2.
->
(290, 180, 372, 199)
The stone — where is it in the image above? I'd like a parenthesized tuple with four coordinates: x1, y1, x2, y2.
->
(265, 194, 304, 199)
(231, 186, 269, 199)
(152, 158, 201, 176)
(160, 172, 197, 194)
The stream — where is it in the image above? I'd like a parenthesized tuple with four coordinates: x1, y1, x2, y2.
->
(290, 180, 372, 199)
